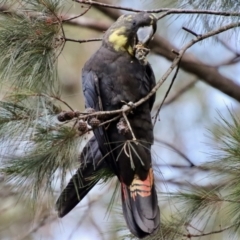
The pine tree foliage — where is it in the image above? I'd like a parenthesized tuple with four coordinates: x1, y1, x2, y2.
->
(154, 0, 240, 37)
(0, 0, 62, 93)
(203, 112, 240, 229)
(116, 110, 240, 239)
(0, 95, 82, 198)
(179, 0, 240, 13)
(0, 0, 82, 199)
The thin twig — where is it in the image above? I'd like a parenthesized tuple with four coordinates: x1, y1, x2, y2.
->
(64, 37, 102, 43)
(155, 138, 195, 167)
(122, 112, 136, 141)
(123, 142, 130, 158)
(62, 5, 91, 22)
(41, 1, 66, 59)
(98, 115, 120, 127)
(156, 164, 206, 170)
(73, 0, 240, 17)
(63, 15, 109, 31)
(182, 27, 200, 37)
(183, 224, 236, 238)
(44, 94, 75, 111)
(153, 62, 181, 125)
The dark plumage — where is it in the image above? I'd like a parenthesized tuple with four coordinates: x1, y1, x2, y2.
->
(56, 136, 105, 217)
(56, 12, 160, 238)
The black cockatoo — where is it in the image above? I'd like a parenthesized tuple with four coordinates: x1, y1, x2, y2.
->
(56, 12, 160, 239)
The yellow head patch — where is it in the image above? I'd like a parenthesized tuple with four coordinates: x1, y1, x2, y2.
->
(108, 26, 127, 52)
(108, 26, 133, 55)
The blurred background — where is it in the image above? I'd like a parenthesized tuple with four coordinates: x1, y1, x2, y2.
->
(1, 0, 240, 239)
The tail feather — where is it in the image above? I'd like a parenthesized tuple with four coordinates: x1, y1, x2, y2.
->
(121, 169, 160, 238)
(56, 166, 99, 217)
(56, 136, 104, 218)
(56, 136, 160, 238)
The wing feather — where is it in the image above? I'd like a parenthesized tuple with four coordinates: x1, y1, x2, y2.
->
(82, 70, 118, 176)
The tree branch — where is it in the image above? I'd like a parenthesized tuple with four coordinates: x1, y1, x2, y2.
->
(59, 21, 240, 131)
(2, 3, 240, 103)
(153, 61, 180, 125)
(91, 2, 240, 103)
(62, 15, 109, 32)
(65, 37, 102, 43)
(74, 0, 240, 17)
(62, 6, 92, 22)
